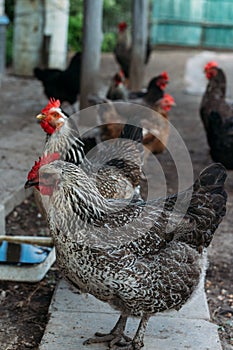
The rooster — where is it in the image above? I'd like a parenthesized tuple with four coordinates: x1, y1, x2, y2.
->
(200, 61, 233, 169)
(25, 156, 227, 350)
(34, 52, 81, 106)
(114, 21, 152, 80)
(36, 98, 143, 199)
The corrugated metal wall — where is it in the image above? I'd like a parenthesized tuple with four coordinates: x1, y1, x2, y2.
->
(151, 0, 233, 49)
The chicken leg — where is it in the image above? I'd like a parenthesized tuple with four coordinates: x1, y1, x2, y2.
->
(84, 315, 149, 350)
(83, 315, 130, 347)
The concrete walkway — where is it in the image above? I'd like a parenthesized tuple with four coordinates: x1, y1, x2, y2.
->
(0, 123, 43, 232)
(39, 279, 222, 350)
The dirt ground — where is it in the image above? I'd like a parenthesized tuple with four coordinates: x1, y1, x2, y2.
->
(0, 50, 232, 350)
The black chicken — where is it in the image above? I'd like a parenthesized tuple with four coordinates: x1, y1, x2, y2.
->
(200, 61, 226, 133)
(34, 52, 81, 106)
(128, 71, 169, 106)
(206, 105, 233, 169)
(200, 61, 233, 169)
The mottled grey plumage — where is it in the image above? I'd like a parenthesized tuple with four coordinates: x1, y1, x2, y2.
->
(33, 161, 227, 349)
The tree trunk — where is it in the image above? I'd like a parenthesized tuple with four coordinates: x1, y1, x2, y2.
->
(80, 0, 103, 115)
(129, 0, 148, 90)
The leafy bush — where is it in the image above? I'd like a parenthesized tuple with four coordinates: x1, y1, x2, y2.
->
(102, 32, 116, 52)
(6, 23, 13, 66)
(68, 13, 83, 52)
(5, 0, 14, 66)
(5, 0, 132, 65)
(68, 0, 131, 52)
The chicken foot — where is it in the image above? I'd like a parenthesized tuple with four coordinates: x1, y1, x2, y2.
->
(110, 315, 149, 350)
(83, 315, 149, 350)
(83, 315, 130, 347)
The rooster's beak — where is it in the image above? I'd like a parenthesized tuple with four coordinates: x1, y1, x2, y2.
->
(24, 179, 39, 189)
(36, 113, 46, 120)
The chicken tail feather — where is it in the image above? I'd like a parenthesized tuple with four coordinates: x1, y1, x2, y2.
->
(194, 162, 227, 221)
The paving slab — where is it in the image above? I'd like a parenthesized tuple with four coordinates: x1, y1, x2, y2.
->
(1, 183, 32, 216)
(39, 279, 222, 350)
(0, 122, 43, 217)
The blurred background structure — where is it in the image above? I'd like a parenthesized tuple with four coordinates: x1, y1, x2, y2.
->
(4, 1, 233, 70)
(0, 0, 9, 85)
(13, 0, 69, 75)
(151, 0, 233, 49)
(1, 0, 232, 118)
(2, 0, 233, 108)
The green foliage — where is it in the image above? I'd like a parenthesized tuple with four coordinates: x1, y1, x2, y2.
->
(102, 32, 116, 52)
(6, 23, 13, 66)
(68, 0, 132, 52)
(68, 12, 83, 52)
(5, 0, 133, 65)
(68, 0, 83, 51)
(5, 0, 14, 66)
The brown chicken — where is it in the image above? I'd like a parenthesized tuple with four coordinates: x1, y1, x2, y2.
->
(91, 93, 175, 159)
(142, 93, 176, 156)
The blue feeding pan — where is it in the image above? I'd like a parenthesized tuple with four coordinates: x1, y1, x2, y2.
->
(0, 236, 56, 282)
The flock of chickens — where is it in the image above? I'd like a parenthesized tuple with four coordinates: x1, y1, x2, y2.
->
(26, 23, 230, 350)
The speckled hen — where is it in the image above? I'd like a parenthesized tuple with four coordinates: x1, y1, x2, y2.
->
(25, 157, 227, 350)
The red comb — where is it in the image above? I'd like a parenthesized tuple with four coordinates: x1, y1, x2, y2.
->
(160, 71, 169, 81)
(163, 93, 175, 104)
(27, 153, 60, 181)
(204, 61, 218, 71)
(118, 22, 127, 32)
(41, 98, 61, 115)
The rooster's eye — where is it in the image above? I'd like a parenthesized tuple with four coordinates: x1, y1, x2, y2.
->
(41, 173, 51, 179)
(53, 113, 58, 118)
